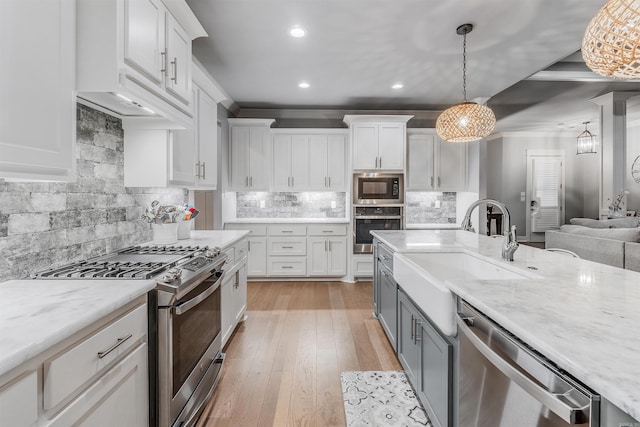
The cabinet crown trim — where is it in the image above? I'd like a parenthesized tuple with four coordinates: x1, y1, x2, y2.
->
(228, 118, 276, 127)
(343, 115, 413, 125)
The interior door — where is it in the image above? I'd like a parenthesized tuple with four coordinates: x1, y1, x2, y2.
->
(526, 152, 564, 241)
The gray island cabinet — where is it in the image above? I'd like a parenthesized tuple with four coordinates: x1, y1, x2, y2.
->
(373, 237, 455, 427)
(371, 230, 640, 427)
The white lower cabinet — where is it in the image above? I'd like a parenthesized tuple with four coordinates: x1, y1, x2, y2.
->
(225, 223, 348, 278)
(0, 298, 148, 427)
(48, 344, 148, 427)
(221, 238, 248, 347)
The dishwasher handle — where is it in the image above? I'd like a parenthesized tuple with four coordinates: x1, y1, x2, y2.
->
(457, 313, 590, 424)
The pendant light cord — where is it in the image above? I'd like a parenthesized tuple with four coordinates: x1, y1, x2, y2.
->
(462, 32, 467, 102)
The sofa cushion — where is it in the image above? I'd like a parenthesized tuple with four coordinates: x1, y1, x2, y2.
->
(569, 217, 640, 228)
(560, 224, 640, 242)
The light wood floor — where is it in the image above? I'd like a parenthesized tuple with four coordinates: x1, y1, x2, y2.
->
(196, 281, 402, 427)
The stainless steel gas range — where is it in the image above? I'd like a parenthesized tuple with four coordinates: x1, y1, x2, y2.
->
(33, 245, 228, 427)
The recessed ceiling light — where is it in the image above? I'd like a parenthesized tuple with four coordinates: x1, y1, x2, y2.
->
(289, 26, 306, 38)
(298, 82, 310, 89)
(392, 83, 404, 90)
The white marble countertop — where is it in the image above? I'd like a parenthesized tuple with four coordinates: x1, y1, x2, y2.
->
(371, 230, 640, 420)
(224, 218, 349, 224)
(405, 223, 460, 230)
(175, 230, 249, 249)
(0, 279, 155, 377)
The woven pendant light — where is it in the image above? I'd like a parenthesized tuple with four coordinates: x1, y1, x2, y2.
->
(582, 0, 640, 79)
(436, 24, 496, 143)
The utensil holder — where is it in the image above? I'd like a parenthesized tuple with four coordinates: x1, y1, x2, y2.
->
(177, 220, 192, 240)
(152, 223, 178, 245)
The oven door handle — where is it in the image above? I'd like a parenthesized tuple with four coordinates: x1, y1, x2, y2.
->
(173, 272, 224, 315)
(354, 215, 402, 220)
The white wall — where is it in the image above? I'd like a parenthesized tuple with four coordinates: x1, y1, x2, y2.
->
(486, 132, 595, 238)
(626, 97, 640, 213)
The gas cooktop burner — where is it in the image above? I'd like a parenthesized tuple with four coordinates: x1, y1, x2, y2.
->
(32, 245, 224, 281)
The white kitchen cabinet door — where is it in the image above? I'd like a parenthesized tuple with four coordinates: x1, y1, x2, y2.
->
(407, 132, 466, 191)
(272, 135, 292, 190)
(0, 371, 38, 427)
(407, 134, 436, 190)
(196, 89, 218, 188)
(327, 237, 347, 276)
(247, 237, 267, 276)
(220, 273, 235, 345)
(234, 263, 248, 324)
(230, 125, 269, 191)
(307, 237, 329, 276)
(170, 128, 197, 186)
(0, 0, 76, 181)
(352, 123, 379, 170)
(165, 13, 192, 103)
(326, 135, 347, 190)
(377, 123, 405, 170)
(307, 237, 347, 276)
(290, 135, 310, 189)
(308, 136, 328, 190)
(123, 0, 165, 85)
(437, 138, 466, 191)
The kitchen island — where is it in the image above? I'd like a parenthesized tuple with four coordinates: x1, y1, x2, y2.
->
(371, 229, 640, 424)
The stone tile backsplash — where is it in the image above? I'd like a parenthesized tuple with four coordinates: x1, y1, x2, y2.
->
(0, 104, 187, 281)
(405, 192, 457, 224)
(236, 192, 346, 218)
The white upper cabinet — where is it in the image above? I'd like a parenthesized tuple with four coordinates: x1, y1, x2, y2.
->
(272, 134, 310, 191)
(76, 0, 206, 127)
(229, 119, 274, 191)
(345, 115, 413, 171)
(307, 134, 347, 191)
(272, 131, 346, 191)
(124, 84, 218, 189)
(407, 131, 467, 192)
(0, 0, 76, 181)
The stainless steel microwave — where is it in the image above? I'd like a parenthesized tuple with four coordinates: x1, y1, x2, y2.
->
(353, 173, 404, 205)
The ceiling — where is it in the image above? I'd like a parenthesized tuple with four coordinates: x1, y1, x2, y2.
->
(186, 0, 640, 132)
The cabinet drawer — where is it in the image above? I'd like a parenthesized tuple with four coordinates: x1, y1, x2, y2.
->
(267, 224, 306, 236)
(0, 371, 38, 427)
(267, 258, 307, 276)
(377, 243, 394, 272)
(44, 304, 147, 410)
(267, 237, 307, 255)
(353, 255, 374, 276)
(223, 247, 235, 264)
(235, 239, 248, 261)
(307, 224, 347, 236)
(225, 223, 267, 236)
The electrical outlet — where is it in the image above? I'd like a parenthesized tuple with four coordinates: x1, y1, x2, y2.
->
(520, 192, 526, 202)
(435, 200, 441, 209)
(331, 200, 337, 209)
(260, 200, 265, 208)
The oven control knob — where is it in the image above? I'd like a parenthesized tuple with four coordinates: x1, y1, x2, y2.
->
(203, 247, 221, 259)
(163, 267, 182, 282)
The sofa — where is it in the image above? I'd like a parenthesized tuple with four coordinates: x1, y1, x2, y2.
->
(545, 217, 640, 272)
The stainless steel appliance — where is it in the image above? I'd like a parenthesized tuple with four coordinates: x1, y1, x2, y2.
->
(353, 205, 403, 254)
(33, 245, 228, 427)
(353, 172, 404, 205)
(457, 301, 599, 427)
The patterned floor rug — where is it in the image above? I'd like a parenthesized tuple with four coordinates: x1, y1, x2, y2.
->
(341, 371, 431, 426)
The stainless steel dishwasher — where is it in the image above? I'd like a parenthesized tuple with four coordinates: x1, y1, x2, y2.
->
(457, 301, 600, 427)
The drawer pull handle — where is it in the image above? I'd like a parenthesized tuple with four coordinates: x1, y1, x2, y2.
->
(282, 230, 294, 233)
(322, 230, 334, 233)
(98, 334, 133, 359)
(282, 266, 293, 269)
(282, 246, 294, 249)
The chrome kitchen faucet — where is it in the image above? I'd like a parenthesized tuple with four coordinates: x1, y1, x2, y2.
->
(461, 198, 519, 261)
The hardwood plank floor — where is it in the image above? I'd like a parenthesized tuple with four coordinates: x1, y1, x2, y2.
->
(196, 281, 402, 427)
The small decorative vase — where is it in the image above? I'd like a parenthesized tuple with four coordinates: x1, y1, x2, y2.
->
(608, 207, 625, 219)
(152, 223, 178, 245)
(177, 220, 192, 240)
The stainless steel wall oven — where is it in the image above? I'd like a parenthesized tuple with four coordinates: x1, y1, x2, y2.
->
(353, 205, 404, 254)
